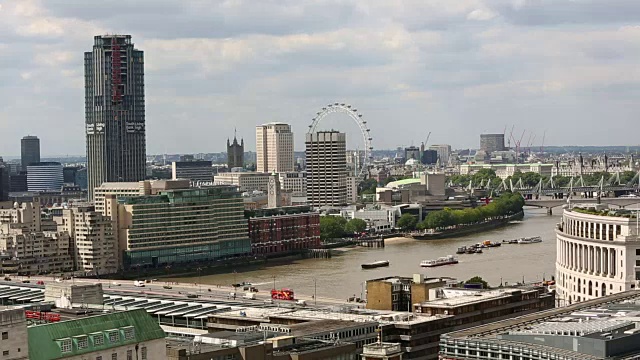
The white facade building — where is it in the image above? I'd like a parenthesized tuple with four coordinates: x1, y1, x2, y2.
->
(213, 172, 270, 192)
(279, 172, 307, 197)
(256, 122, 294, 173)
(556, 205, 640, 305)
(306, 131, 348, 207)
(429, 144, 452, 165)
(340, 206, 399, 232)
(55, 205, 118, 275)
(460, 163, 554, 179)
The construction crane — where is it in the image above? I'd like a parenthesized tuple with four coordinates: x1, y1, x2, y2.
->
(510, 129, 526, 164)
(507, 125, 515, 148)
(540, 130, 547, 155)
(424, 131, 432, 147)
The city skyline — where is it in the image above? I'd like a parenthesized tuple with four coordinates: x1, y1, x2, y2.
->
(2, 1, 640, 156)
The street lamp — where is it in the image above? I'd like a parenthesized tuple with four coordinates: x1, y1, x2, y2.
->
(197, 267, 202, 294)
(313, 278, 317, 306)
(272, 275, 276, 290)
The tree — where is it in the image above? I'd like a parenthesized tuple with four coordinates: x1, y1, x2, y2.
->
(472, 169, 497, 185)
(320, 216, 347, 241)
(344, 218, 367, 234)
(358, 178, 378, 195)
(397, 213, 417, 231)
(464, 276, 489, 289)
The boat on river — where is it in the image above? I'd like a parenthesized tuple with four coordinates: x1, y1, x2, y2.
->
(420, 255, 458, 267)
(361, 260, 390, 269)
(517, 236, 542, 244)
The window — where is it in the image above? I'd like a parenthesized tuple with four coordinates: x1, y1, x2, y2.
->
(2, 351, 8, 356)
(1, 332, 6, 340)
(96, 357, 102, 360)
(108, 331, 118, 343)
(123, 327, 135, 340)
(112, 353, 117, 360)
(141, 347, 147, 360)
(77, 336, 89, 350)
(126, 350, 132, 360)
(93, 334, 104, 346)
(60, 339, 72, 353)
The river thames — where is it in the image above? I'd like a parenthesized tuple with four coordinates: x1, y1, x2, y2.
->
(168, 208, 560, 299)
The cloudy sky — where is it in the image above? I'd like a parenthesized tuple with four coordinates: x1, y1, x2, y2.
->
(1, 0, 640, 156)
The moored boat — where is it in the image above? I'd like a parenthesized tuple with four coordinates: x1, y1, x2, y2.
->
(420, 255, 458, 267)
(361, 260, 390, 269)
(456, 246, 467, 254)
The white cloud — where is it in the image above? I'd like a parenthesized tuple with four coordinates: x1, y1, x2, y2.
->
(467, 8, 497, 21)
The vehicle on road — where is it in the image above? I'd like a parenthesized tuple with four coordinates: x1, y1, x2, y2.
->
(163, 285, 172, 289)
(133, 281, 145, 287)
(271, 288, 295, 301)
(296, 299, 307, 306)
(22, 280, 30, 283)
(111, 282, 121, 286)
(3, 277, 10, 281)
(36, 280, 44, 285)
(186, 294, 198, 298)
(243, 293, 256, 300)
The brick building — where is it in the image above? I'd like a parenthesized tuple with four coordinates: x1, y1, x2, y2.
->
(246, 206, 320, 257)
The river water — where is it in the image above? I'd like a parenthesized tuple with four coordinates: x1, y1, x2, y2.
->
(169, 208, 560, 298)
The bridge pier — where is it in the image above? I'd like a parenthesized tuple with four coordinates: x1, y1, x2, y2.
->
(547, 207, 553, 216)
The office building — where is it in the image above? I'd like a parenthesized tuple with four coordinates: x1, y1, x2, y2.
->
(0, 309, 28, 360)
(93, 181, 151, 215)
(85, 35, 146, 200)
(75, 168, 87, 189)
(28, 309, 166, 360)
(556, 204, 640, 305)
(421, 150, 437, 165)
(306, 131, 348, 207)
(0, 165, 8, 201)
(0, 201, 73, 275)
(8, 173, 27, 193)
(227, 133, 244, 169)
(213, 172, 270, 192)
(256, 123, 294, 173)
(26, 162, 63, 192)
(54, 204, 118, 275)
(366, 275, 447, 311)
(362, 343, 403, 360)
(428, 144, 451, 165)
(480, 133, 506, 153)
(247, 205, 320, 257)
(404, 146, 420, 162)
(21, 135, 40, 169)
(171, 160, 213, 183)
(439, 291, 640, 360)
(105, 183, 251, 269)
(9, 186, 86, 208)
(279, 171, 307, 197)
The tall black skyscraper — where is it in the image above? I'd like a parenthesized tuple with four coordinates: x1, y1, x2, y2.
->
(85, 35, 146, 199)
(21, 135, 40, 169)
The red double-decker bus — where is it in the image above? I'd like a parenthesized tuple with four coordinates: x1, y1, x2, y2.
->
(25, 310, 61, 322)
(271, 288, 295, 301)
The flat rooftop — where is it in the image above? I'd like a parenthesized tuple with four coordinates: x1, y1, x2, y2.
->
(446, 290, 640, 339)
(422, 288, 534, 308)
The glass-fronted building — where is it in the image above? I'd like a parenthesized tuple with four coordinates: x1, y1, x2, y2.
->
(108, 185, 251, 269)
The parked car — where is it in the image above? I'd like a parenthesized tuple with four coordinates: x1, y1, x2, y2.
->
(36, 280, 44, 285)
(163, 285, 172, 289)
(3, 277, 10, 281)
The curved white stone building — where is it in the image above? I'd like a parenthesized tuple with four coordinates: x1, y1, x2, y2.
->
(556, 204, 640, 305)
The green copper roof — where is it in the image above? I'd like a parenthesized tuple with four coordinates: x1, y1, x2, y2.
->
(28, 309, 165, 360)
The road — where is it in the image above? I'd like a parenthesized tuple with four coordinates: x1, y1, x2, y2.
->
(2, 274, 351, 308)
